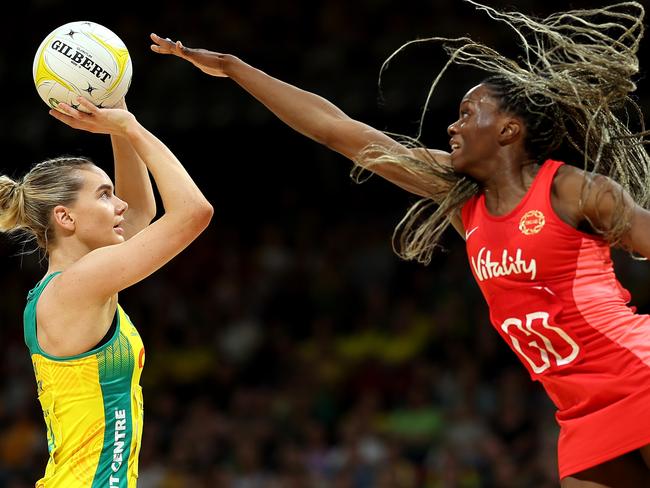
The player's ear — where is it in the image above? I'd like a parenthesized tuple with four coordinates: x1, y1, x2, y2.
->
(498, 117, 523, 145)
(52, 205, 75, 233)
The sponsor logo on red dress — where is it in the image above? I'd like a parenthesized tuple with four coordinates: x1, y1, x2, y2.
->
(471, 247, 537, 281)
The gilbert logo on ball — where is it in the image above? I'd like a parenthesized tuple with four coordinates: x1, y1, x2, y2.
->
(33, 21, 132, 111)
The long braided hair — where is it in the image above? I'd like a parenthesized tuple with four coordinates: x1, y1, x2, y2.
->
(355, 1, 649, 264)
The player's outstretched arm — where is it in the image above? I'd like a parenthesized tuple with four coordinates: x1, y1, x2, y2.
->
(150, 34, 453, 200)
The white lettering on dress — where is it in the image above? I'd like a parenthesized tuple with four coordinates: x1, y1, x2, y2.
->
(470, 247, 537, 281)
(110, 409, 127, 479)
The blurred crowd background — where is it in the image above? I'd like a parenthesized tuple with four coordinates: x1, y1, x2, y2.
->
(2, 1, 650, 487)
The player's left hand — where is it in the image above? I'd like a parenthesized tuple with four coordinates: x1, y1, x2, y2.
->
(150, 33, 229, 78)
(49, 97, 136, 136)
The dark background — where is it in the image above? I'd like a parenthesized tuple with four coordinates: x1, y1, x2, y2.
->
(1, 1, 649, 487)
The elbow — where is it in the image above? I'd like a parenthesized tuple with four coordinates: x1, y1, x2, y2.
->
(164, 199, 213, 245)
(318, 116, 359, 156)
(203, 201, 215, 223)
(197, 200, 214, 229)
(169, 198, 213, 237)
(173, 198, 214, 240)
(192, 199, 214, 231)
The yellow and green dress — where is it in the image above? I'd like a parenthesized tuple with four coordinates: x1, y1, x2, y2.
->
(24, 272, 145, 487)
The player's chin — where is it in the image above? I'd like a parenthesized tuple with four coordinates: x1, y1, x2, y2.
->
(450, 154, 466, 174)
(105, 233, 125, 246)
(451, 152, 480, 177)
(90, 237, 123, 251)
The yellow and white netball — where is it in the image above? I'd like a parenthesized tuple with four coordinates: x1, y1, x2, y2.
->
(33, 21, 132, 111)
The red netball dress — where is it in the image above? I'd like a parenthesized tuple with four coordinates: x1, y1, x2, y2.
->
(461, 159, 650, 478)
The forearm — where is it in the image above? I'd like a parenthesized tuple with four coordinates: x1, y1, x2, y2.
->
(112, 134, 156, 234)
(123, 122, 211, 219)
(222, 55, 350, 145)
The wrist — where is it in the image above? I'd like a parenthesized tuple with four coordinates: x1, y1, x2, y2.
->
(221, 54, 242, 76)
(121, 115, 141, 138)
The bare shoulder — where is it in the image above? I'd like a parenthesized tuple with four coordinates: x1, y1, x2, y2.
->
(552, 164, 623, 205)
(551, 165, 593, 229)
(36, 271, 95, 329)
(553, 164, 585, 195)
(36, 272, 115, 356)
(553, 163, 633, 231)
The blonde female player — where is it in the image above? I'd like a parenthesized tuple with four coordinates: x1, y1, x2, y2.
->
(0, 97, 213, 487)
(150, 1, 650, 486)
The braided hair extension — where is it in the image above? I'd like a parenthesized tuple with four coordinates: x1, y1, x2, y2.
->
(354, 1, 649, 263)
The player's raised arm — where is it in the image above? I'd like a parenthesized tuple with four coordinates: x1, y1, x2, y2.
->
(45, 97, 213, 305)
(150, 34, 454, 201)
(110, 98, 157, 238)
